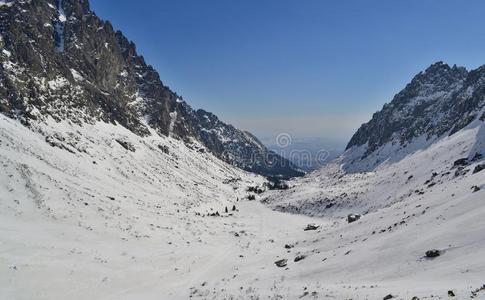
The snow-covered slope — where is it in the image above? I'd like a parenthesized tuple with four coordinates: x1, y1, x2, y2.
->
(0, 113, 269, 299)
(265, 117, 485, 216)
(259, 113, 485, 299)
(2, 110, 485, 299)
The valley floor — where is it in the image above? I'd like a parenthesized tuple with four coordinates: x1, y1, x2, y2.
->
(1, 115, 485, 299)
(3, 196, 485, 300)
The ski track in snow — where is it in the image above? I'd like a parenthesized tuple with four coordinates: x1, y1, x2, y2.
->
(0, 113, 485, 299)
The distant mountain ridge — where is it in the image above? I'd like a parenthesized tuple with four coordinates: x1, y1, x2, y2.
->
(0, 0, 302, 179)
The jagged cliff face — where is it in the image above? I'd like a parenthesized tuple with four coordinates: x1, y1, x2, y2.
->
(346, 62, 485, 158)
(0, 0, 182, 135)
(0, 0, 302, 178)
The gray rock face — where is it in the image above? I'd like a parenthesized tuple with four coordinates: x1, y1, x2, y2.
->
(0, 0, 302, 179)
(347, 62, 485, 156)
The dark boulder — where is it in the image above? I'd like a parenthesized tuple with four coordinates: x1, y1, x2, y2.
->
(304, 224, 319, 231)
(274, 259, 288, 268)
(453, 158, 468, 167)
(425, 249, 441, 258)
(347, 214, 361, 223)
(473, 164, 485, 174)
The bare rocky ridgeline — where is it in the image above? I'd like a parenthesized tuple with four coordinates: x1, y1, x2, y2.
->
(0, 0, 302, 179)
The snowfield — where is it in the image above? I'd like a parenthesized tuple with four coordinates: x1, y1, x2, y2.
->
(264, 116, 485, 299)
(1, 113, 485, 299)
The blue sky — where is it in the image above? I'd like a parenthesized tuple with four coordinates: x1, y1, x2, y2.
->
(90, 0, 485, 145)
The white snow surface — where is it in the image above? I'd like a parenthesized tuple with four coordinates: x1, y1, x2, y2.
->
(47, 76, 69, 90)
(70, 69, 84, 82)
(1, 113, 485, 299)
(262, 118, 485, 298)
(57, 0, 66, 22)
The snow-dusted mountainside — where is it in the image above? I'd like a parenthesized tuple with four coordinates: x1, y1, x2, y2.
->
(345, 62, 485, 173)
(0, 0, 302, 179)
(265, 62, 485, 217)
(259, 65, 485, 298)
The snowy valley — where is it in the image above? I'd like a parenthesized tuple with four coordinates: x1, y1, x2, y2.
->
(1, 0, 485, 299)
(1, 90, 485, 300)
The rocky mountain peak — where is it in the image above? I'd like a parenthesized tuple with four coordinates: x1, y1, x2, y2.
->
(64, 0, 90, 15)
(410, 61, 468, 89)
(345, 61, 484, 165)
